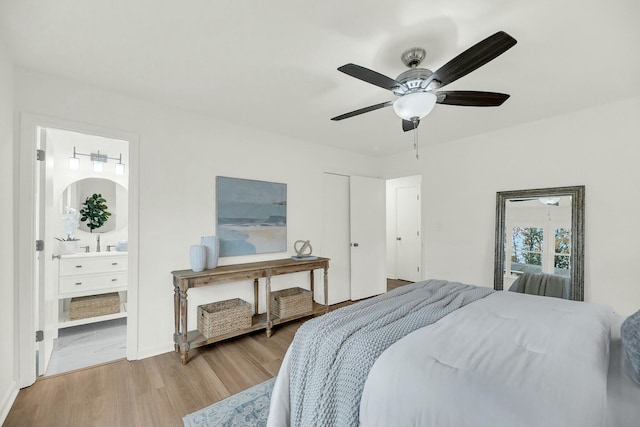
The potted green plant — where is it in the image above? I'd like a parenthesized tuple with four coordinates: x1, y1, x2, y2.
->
(80, 193, 111, 251)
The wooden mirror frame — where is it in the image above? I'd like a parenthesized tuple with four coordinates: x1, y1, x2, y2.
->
(494, 185, 585, 300)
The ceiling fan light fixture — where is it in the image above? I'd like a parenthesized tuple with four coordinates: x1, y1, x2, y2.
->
(392, 91, 437, 121)
(539, 197, 561, 206)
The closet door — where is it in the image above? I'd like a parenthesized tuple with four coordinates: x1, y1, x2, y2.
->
(350, 176, 386, 300)
(322, 173, 351, 304)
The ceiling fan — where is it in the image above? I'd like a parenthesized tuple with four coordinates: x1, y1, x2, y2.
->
(509, 197, 561, 206)
(331, 31, 517, 133)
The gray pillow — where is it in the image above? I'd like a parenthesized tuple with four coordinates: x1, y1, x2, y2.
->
(621, 310, 640, 380)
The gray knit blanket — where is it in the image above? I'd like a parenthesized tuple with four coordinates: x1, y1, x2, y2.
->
(288, 279, 494, 427)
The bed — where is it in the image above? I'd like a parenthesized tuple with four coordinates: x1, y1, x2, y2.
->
(267, 279, 640, 427)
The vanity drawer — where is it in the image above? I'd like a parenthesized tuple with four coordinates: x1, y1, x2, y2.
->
(60, 256, 128, 276)
(59, 272, 127, 295)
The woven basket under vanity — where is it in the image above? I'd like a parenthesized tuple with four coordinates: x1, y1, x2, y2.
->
(270, 287, 312, 319)
(197, 298, 252, 338)
(70, 292, 120, 320)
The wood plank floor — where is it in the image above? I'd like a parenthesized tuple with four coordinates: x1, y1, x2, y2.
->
(4, 321, 303, 427)
(4, 279, 411, 427)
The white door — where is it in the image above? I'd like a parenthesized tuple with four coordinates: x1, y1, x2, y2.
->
(350, 176, 386, 300)
(322, 173, 351, 304)
(396, 186, 421, 282)
(36, 128, 55, 375)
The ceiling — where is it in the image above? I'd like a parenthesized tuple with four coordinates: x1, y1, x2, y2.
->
(1, 0, 639, 157)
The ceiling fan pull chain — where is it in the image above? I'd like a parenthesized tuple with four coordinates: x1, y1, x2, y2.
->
(413, 119, 419, 160)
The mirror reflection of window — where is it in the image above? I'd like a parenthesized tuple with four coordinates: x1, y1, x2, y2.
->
(502, 195, 572, 287)
(554, 228, 571, 276)
(510, 226, 544, 275)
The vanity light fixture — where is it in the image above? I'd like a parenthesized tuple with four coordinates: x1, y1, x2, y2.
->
(68, 155, 80, 170)
(115, 161, 125, 176)
(93, 158, 103, 172)
(69, 146, 125, 174)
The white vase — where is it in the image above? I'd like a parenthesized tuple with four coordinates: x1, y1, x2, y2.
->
(189, 245, 207, 272)
(58, 240, 78, 255)
(200, 236, 220, 269)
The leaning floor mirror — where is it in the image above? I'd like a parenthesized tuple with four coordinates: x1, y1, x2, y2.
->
(494, 186, 585, 301)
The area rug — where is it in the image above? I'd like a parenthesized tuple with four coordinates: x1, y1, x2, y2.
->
(183, 377, 275, 427)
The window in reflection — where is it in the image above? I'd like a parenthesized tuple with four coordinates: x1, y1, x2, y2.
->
(510, 226, 544, 275)
(503, 196, 572, 288)
(554, 227, 571, 276)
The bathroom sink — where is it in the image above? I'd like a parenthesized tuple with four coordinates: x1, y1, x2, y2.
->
(60, 251, 127, 258)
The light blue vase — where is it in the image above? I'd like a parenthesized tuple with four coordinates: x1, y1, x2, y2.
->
(189, 244, 206, 272)
(201, 236, 220, 269)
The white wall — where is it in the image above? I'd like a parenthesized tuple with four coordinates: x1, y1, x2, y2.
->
(383, 97, 640, 315)
(0, 37, 16, 423)
(15, 69, 383, 358)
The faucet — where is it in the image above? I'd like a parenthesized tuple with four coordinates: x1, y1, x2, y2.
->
(107, 245, 116, 252)
(80, 245, 90, 253)
(96, 234, 101, 252)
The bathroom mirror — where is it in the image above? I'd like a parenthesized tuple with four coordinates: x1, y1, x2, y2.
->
(494, 186, 585, 300)
(61, 178, 128, 233)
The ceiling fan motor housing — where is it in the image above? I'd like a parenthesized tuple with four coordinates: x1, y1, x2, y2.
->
(401, 47, 427, 68)
(394, 68, 434, 96)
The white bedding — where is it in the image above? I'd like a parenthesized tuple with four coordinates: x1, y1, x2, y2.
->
(268, 290, 635, 427)
(360, 291, 611, 427)
(605, 313, 640, 427)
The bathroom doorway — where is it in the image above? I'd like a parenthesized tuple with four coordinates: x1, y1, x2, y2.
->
(37, 127, 130, 376)
(18, 114, 139, 387)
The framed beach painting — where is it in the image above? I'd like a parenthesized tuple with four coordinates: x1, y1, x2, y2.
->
(216, 176, 287, 256)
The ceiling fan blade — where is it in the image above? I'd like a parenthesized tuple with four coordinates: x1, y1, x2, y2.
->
(436, 91, 510, 107)
(331, 101, 393, 121)
(338, 64, 405, 91)
(402, 119, 420, 132)
(427, 31, 517, 88)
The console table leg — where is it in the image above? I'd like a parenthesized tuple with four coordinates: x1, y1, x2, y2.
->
(265, 274, 272, 337)
(173, 282, 180, 352)
(179, 288, 189, 362)
(324, 265, 329, 313)
(254, 278, 259, 315)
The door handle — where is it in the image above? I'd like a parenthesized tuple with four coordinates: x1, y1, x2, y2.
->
(352, 243, 359, 247)
(396, 237, 402, 241)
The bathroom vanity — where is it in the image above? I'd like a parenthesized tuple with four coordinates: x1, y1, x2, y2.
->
(56, 251, 128, 330)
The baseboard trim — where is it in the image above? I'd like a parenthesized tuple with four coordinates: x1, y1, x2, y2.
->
(0, 380, 18, 425)
(136, 343, 174, 361)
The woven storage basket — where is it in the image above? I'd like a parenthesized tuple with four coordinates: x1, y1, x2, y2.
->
(70, 292, 120, 320)
(197, 298, 252, 339)
(270, 287, 312, 319)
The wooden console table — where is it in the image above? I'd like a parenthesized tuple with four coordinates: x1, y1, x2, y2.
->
(172, 257, 329, 364)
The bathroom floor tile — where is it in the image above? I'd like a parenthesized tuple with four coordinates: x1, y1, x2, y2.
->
(44, 318, 126, 376)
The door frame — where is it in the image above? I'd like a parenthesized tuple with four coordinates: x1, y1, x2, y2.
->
(17, 113, 140, 387)
(385, 175, 422, 281)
